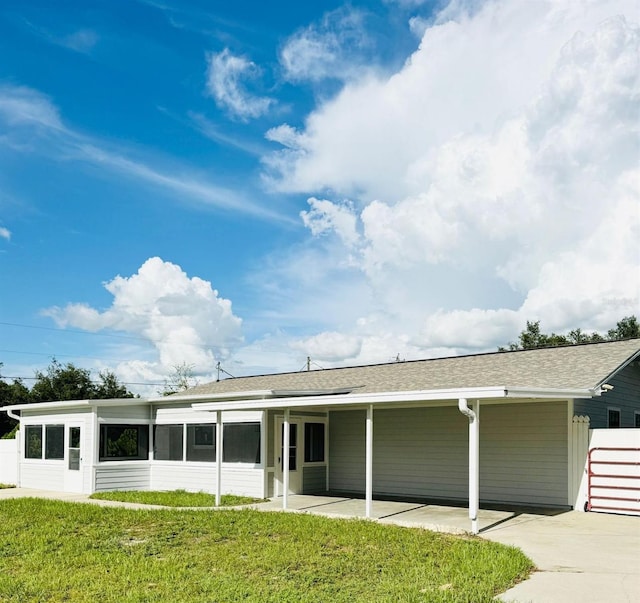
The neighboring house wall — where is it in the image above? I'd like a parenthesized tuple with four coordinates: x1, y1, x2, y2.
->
(574, 363, 640, 428)
(0, 438, 18, 484)
(329, 401, 569, 507)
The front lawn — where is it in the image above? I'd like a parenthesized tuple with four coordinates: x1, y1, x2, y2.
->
(0, 498, 533, 602)
(89, 489, 262, 507)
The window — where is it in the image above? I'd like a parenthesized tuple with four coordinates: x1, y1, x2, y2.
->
(25, 425, 43, 459)
(99, 424, 149, 461)
(304, 423, 325, 463)
(45, 425, 64, 460)
(186, 424, 216, 462)
(607, 408, 621, 429)
(154, 424, 184, 461)
(223, 423, 261, 463)
(635, 412, 640, 428)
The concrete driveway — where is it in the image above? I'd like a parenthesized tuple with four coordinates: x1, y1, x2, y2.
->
(2, 489, 639, 602)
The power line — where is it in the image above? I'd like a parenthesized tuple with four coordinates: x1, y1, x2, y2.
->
(0, 321, 223, 351)
(0, 375, 166, 387)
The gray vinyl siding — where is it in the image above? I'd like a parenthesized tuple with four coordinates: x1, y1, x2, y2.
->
(328, 402, 568, 507)
(302, 465, 327, 494)
(480, 402, 567, 506)
(574, 363, 640, 428)
(95, 464, 151, 491)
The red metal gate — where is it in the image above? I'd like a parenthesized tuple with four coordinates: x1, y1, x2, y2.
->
(586, 447, 640, 515)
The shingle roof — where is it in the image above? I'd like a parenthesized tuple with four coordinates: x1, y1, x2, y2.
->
(183, 338, 640, 397)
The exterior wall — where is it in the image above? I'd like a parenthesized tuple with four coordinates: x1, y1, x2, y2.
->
(18, 408, 94, 493)
(95, 463, 151, 491)
(0, 438, 18, 484)
(302, 465, 327, 494)
(329, 401, 569, 507)
(98, 404, 151, 421)
(150, 464, 264, 498)
(574, 362, 640, 428)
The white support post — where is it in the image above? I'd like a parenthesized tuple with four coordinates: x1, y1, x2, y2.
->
(365, 404, 373, 519)
(215, 410, 222, 506)
(283, 409, 290, 510)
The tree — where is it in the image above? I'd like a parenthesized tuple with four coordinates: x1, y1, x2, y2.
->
(0, 363, 31, 438)
(160, 362, 198, 396)
(502, 315, 638, 351)
(607, 316, 640, 341)
(94, 370, 134, 399)
(29, 359, 134, 403)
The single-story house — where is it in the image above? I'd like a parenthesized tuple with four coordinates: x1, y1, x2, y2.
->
(3, 338, 639, 533)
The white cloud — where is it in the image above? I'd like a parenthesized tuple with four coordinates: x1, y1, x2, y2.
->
(291, 331, 362, 362)
(258, 0, 640, 364)
(280, 7, 371, 83)
(43, 257, 244, 383)
(61, 29, 98, 53)
(0, 226, 10, 241)
(0, 84, 288, 222)
(205, 48, 274, 120)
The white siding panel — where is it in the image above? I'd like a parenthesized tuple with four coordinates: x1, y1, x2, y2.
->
(94, 464, 151, 491)
(151, 463, 264, 498)
(155, 407, 262, 424)
(98, 405, 150, 421)
(20, 463, 65, 490)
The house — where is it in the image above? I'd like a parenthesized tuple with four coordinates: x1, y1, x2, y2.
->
(2, 338, 639, 533)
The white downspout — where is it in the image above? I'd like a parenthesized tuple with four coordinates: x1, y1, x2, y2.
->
(458, 398, 480, 535)
(6, 409, 20, 422)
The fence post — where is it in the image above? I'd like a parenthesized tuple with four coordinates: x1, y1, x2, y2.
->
(571, 415, 590, 510)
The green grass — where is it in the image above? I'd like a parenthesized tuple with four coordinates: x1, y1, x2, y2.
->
(0, 483, 16, 489)
(89, 489, 263, 507)
(0, 498, 533, 602)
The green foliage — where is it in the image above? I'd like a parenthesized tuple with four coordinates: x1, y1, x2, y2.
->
(30, 359, 134, 403)
(502, 315, 638, 351)
(89, 490, 264, 507)
(0, 498, 533, 602)
(0, 360, 135, 437)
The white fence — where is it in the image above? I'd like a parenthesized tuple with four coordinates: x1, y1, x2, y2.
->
(0, 437, 18, 485)
(572, 419, 640, 516)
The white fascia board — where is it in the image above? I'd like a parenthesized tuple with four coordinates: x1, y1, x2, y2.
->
(147, 390, 274, 403)
(193, 387, 509, 412)
(192, 385, 596, 412)
(504, 387, 595, 399)
(0, 398, 150, 413)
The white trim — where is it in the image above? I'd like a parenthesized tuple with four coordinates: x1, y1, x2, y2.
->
(191, 386, 595, 413)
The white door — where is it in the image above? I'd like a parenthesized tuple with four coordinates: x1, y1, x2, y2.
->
(64, 425, 84, 493)
(274, 418, 302, 496)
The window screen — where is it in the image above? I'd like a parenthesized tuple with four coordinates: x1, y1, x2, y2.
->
(154, 424, 184, 461)
(304, 422, 325, 463)
(45, 425, 64, 460)
(186, 424, 216, 462)
(100, 424, 149, 461)
(25, 425, 43, 459)
(223, 423, 261, 463)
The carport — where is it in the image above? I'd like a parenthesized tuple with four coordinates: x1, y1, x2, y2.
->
(195, 385, 595, 534)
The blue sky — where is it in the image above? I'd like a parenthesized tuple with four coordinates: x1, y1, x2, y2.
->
(1, 0, 638, 394)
